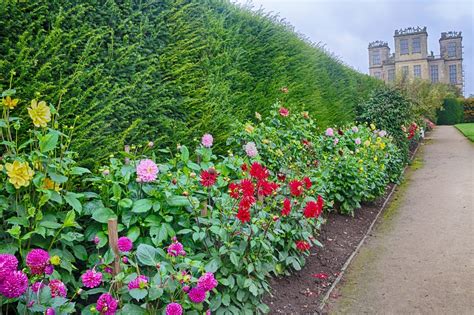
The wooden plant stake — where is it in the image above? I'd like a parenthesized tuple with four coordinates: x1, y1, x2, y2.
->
(107, 218, 121, 276)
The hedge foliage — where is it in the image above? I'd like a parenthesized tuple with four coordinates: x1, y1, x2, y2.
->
(0, 0, 379, 167)
(461, 98, 474, 123)
(437, 98, 464, 125)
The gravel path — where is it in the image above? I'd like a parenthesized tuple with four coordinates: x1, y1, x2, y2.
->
(326, 126, 474, 314)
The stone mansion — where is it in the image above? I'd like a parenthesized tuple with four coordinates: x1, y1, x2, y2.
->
(368, 27, 463, 93)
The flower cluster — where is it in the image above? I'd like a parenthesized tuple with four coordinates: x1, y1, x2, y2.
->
(229, 162, 279, 223)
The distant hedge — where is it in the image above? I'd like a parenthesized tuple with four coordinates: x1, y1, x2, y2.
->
(437, 98, 464, 125)
(462, 98, 474, 123)
(0, 0, 380, 166)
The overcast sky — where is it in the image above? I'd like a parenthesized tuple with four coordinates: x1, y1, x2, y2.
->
(233, 0, 474, 96)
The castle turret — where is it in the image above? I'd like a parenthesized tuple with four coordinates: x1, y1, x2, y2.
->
(368, 41, 390, 79)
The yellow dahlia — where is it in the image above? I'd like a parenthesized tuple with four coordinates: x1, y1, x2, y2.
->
(42, 178, 61, 192)
(2, 96, 19, 109)
(28, 100, 51, 127)
(5, 160, 35, 189)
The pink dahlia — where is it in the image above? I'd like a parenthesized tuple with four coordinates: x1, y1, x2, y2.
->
(128, 275, 148, 290)
(117, 237, 133, 252)
(352, 126, 359, 133)
(31, 282, 45, 293)
(136, 159, 158, 183)
(96, 293, 118, 315)
(166, 302, 183, 315)
(201, 133, 213, 148)
(325, 128, 334, 137)
(46, 308, 55, 315)
(0, 253, 18, 281)
(81, 269, 103, 288)
(333, 138, 339, 145)
(244, 142, 258, 158)
(49, 279, 67, 298)
(355, 138, 361, 145)
(0, 270, 28, 298)
(188, 287, 207, 303)
(26, 249, 50, 275)
(167, 238, 186, 257)
(197, 272, 218, 292)
(279, 107, 289, 117)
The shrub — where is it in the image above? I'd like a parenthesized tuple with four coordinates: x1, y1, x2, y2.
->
(356, 87, 414, 159)
(0, 0, 380, 166)
(461, 98, 474, 123)
(437, 98, 464, 125)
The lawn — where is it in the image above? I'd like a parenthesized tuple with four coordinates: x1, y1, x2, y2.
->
(455, 123, 474, 142)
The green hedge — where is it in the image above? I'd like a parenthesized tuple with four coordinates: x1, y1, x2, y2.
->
(0, 0, 380, 167)
(437, 98, 464, 125)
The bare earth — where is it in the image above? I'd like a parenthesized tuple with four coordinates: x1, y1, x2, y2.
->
(326, 126, 474, 314)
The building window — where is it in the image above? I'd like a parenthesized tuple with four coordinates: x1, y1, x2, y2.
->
(387, 69, 395, 82)
(447, 42, 456, 58)
(402, 66, 409, 77)
(449, 64, 457, 83)
(374, 71, 382, 79)
(372, 51, 381, 65)
(412, 37, 421, 53)
(413, 65, 421, 78)
(430, 65, 439, 83)
(400, 39, 409, 55)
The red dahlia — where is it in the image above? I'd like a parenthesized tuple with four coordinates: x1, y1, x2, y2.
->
(250, 162, 269, 180)
(303, 195, 324, 218)
(302, 177, 312, 189)
(200, 169, 218, 187)
(240, 179, 255, 197)
(289, 180, 304, 197)
(281, 198, 292, 216)
(228, 182, 240, 199)
(257, 180, 278, 197)
(295, 240, 311, 251)
(236, 208, 251, 223)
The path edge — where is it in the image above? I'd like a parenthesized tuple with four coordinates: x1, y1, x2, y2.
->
(317, 140, 422, 312)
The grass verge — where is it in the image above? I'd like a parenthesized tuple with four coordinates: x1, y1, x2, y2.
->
(455, 123, 474, 142)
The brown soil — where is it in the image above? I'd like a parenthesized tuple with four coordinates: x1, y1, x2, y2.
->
(264, 184, 395, 314)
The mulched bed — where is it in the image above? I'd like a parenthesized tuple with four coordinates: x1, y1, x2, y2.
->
(264, 184, 395, 314)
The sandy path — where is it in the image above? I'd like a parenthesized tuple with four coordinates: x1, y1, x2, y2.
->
(326, 126, 474, 314)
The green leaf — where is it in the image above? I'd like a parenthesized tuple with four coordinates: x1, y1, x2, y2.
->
(136, 244, 158, 266)
(132, 199, 152, 213)
(118, 198, 133, 209)
(129, 288, 148, 301)
(166, 195, 191, 207)
(73, 245, 88, 260)
(121, 304, 147, 314)
(70, 167, 91, 175)
(39, 132, 59, 153)
(180, 145, 189, 162)
(92, 207, 116, 223)
(230, 252, 239, 266)
(127, 226, 140, 242)
(63, 210, 76, 227)
(48, 172, 68, 184)
(148, 286, 163, 300)
(64, 192, 82, 213)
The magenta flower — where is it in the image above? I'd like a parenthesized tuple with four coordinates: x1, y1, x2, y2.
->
(128, 275, 148, 290)
(81, 269, 103, 288)
(93, 236, 100, 245)
(136, 159, 158, 183)
(197, 272, 218, 292)
(352, 126, 359, 133)
(96, 293, 118, 315)
(355, 138, 361, 145)
(201, 134, 213, 148)
(45, 265, 54, 275)
(325, 128, 334, 137)
(122, 256, 128, 264)
(0, 270, 28, 298)
(165, 302, 183, 315)
(0, 254, 18, 281)
(31, 282, 45, 293)
(46, 308, 55, 315)
(104, 267, 113, 274)
(26, 249, 50, 275)
(117, 237, 133, 252)
(244, 142, 258, 158)
(167, 238, 186, 257)
(49, 279, 67, 298)
(188, 287, 207, 303)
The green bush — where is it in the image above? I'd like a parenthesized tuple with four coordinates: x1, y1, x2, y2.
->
(437, 98, 464, 125)
(0, 0, 379, 167)
(462, 98, 474, 123)
(356, 87, 414, 158)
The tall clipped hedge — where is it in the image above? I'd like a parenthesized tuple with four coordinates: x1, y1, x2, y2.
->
(437, 98, 464, 125)
(0, 0, 380, 166)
